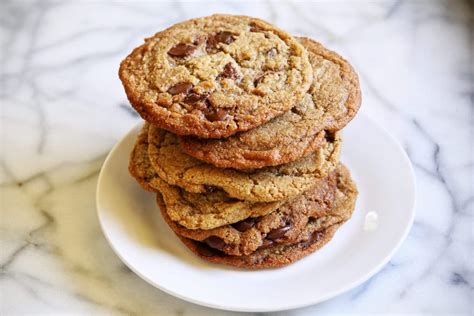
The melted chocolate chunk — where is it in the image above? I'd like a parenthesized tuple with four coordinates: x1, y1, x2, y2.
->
(249, 22, 263, 32)
(232, 218, 257, 232)
(205, 108, 228, 122)
(324, 132, 335, 142)
(168, 43, 196, 57)
(266, 223, 292, 240)
(290, 106, 304, 115)
(204, 236, 226, 251)
(206, 35, 218, 51)
(206, 31, 235, 52)
(219, 63, 239, 80)
(168, 82, 193, 95)
(214, 31, 235, 44)
(184, 93, 207, 104)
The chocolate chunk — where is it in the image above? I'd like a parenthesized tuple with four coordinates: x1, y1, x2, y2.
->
(167, 82, 193, 95)
(324, 132, 335, 142)
(290, 107, 303, 115)
(206, 31, 235, 51)
(205, 108, 228, 122)
(206, 35, 218, 51)
(168, 43, 196, 57)
(219, 63, 239, 80)
(184, 93, 207, 104)
(249, 22, 263, 32)
(266, 223, 292, 240)
(204, 236, 226, 251)
(259, 239, 274, 250)
(215, 31, 235, 44)
(232, 218, 257, 232)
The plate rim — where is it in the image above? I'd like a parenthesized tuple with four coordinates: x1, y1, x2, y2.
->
(96, 113, 416, 312)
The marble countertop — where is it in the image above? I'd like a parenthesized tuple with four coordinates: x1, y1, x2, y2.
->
(1, 0, 472, 315)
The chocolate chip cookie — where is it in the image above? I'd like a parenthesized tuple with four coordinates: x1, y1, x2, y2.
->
(177, 222, 341, 269)
(119, 15, 313, 138)
(147, 124, 341, 202)
(180, 37, 361, 169)
(129, 123, 283, 229)
(170, 164, 356, 269)
(159, 164, 356, 257)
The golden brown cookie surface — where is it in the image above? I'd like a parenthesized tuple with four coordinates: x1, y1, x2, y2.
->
(147, 125, 341, 202)
(119, 15, 313, 138)
(128, 123, 283, 230)
(160, 164, 357, 260)
(180, 38, 361, 169)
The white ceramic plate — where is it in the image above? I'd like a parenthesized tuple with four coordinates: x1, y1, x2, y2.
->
(96, 113, 416, 312)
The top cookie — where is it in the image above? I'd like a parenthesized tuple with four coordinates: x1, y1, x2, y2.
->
(119, 15, 313, 138)
(180, 37, 361, 169)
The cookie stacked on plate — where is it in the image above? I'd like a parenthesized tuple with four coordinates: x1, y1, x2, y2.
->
(120, 15, 361, 269)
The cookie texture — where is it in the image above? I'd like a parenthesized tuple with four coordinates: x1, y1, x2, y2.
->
(160, 170, 335, 256)
(119, 14, 313, 138)
(178, 222, 340, 269)
(147, 124, 341, 202)
(180, 37, 361, 169)
(302, 37, 361, 130)
(169, 164, 356, 269)
(129, 123, 283, 230)
(160, 164, 356, 257)
(128, 123, 166, 192)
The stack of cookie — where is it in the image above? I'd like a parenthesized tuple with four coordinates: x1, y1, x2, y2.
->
(120, 15, 361, 269)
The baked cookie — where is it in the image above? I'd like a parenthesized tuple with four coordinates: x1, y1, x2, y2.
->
(147, 125, 341, 202)
(128, 123, 166, 192)
(119, 15, 313, 138)
(129, 123, 282, 230)
(170, 164, 357, 269)
(177, 223, 340, 269)
(180, 37, 361, 169)
(159, 164, 356, 256)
